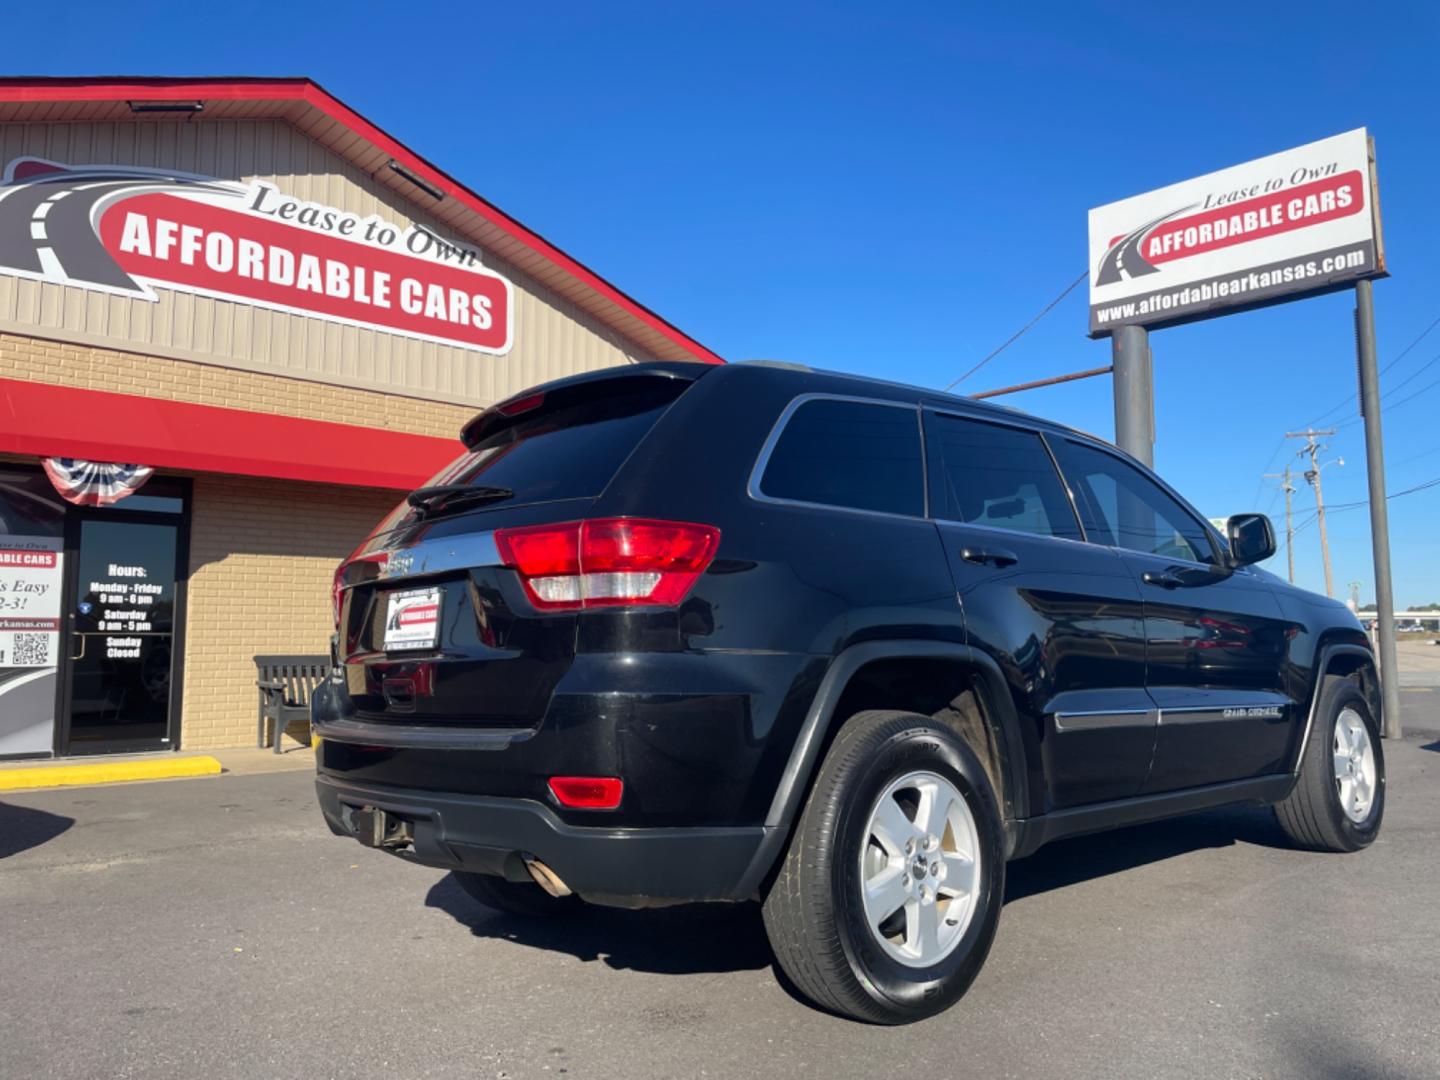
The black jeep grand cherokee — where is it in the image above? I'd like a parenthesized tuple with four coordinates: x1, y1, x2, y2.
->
(314, 360, 1385, 1024)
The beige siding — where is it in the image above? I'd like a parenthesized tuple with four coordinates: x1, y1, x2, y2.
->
(0, 119, 657, 408)
(181, 475, 396, 750)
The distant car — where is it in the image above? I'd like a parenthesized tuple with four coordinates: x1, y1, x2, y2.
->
(313, 361, 1386, 1024)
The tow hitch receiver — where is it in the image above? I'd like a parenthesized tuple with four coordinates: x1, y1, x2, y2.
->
(348, 804, 413, 849)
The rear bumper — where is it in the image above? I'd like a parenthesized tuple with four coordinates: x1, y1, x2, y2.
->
(315, 773, 775, 905)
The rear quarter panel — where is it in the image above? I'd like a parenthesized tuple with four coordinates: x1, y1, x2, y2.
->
(591, 367, 964, 821)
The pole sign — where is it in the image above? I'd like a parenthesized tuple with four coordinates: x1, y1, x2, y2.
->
(1088, 129, 1383, 337)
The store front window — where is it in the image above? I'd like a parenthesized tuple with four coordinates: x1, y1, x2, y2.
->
(0, 469, 66, 756)
(0, 468, 190, 758)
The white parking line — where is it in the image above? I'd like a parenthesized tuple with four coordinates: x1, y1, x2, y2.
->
(30, 221, 46, 240)
(33, 199, 55, 219)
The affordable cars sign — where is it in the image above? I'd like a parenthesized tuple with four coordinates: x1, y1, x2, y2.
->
(0, 158, 513, 354)
(1088, 129, 1383, 337)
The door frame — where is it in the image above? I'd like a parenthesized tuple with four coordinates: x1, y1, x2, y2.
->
(53, 481, 192, 756)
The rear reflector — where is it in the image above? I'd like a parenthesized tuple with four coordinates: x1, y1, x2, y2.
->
(548, 776, 624, 810)
(495, 518, 719, 611)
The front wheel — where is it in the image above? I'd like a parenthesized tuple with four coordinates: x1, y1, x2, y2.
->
(1274, 677, 1385, 852)
(762, 710, 1006, 1024)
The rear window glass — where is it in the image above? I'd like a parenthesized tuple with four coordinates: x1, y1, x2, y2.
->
(423, 378, 687, 507)
(759, 398, 924, 517)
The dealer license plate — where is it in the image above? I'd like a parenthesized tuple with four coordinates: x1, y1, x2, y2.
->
(383, 586, 441, 651)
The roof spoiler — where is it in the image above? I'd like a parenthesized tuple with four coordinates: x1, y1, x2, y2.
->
(459, 361, 713, 449)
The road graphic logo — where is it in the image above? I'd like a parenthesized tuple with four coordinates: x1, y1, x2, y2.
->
(0, 157, 514, 355)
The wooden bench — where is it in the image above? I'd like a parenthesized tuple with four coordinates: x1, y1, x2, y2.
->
(255, 655, 329, 753)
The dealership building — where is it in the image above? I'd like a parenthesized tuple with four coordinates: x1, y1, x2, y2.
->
(0, 77, 720, 759)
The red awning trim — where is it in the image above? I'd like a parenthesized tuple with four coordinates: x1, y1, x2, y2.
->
(0, 378, 458, 491)
(0, 77, 725, 367)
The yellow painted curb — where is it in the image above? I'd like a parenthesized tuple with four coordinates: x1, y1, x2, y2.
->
(0, 755, 223, 791)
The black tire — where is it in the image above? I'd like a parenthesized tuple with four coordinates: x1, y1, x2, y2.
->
(1274, 677, 1385, 852)
(451, 870, 583, 918)
(762, 710, 1006, 1024)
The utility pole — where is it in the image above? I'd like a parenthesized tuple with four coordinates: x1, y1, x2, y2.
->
(1264, 464, 1298, 584)
(1285, 429, 1340, 598)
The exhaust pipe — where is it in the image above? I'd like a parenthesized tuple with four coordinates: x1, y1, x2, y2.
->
(522, 855, 572, 898)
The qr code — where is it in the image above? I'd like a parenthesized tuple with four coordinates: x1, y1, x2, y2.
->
(12, 632, 51, 666)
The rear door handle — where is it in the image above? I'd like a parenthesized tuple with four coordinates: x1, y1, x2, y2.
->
(960, 547, 1019, 569)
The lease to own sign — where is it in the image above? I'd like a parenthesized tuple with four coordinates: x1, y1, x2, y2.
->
(0, 158, 514, 354)
(0, 538, 62, 666)
(1087, 129, 1383, 336)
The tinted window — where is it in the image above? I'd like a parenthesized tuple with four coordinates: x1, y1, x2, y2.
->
(760, 399, 924, 517)
(928, 414, 1080, 540)
(1053, 439, 1215, 564)
(420, 379, 688, 510)
(0, 469, 65, 537)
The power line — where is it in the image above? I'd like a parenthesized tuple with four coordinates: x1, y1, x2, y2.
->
(1291, 473, 1440, 532)
(1336, 369, 1440, 429)
(1252, 436, 1289, 508)
(944, 270, 1088, 391)
(1379, 348, 1440, 398)
(1299, 310, 1440, 427)
(1389, 444, 1440, 469)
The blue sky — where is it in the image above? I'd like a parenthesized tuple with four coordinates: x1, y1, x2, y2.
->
(7, 1, 1439, 604)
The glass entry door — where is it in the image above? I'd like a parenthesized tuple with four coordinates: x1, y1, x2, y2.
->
(62, 514, 183, 753)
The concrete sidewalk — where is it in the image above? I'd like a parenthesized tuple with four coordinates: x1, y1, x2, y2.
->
(1397, 639, 1440, 687)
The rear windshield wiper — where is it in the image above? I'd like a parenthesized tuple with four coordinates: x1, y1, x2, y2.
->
(407, 484, 514, 517)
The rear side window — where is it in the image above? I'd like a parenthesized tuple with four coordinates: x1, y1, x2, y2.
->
(428, 378, 688, 506)
(759, 398, 924, 517)
(927, 413, 1081, 540)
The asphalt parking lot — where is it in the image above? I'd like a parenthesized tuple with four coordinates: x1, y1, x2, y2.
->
(3, 692, 1438, 1080)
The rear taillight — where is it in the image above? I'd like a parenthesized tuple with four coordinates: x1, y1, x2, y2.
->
(331, 562, 346, 627)
(332, 550, 388, 628)
(495, 518, 719, 611)
(496, 390, 545, 416)
(548, 776, 623, 810)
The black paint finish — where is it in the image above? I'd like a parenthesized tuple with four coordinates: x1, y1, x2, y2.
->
(313, 361, 1376, 898)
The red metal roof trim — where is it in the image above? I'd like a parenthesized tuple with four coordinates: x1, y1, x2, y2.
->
(0, 76, 724, 367)
(0, 378, 459, 491)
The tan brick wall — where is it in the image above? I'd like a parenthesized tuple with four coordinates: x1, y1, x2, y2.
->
(181, 475, 397, 750)
(0, 331, 474, 438)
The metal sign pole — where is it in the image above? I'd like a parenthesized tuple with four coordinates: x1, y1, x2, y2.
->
(1354, 278, 1402, 739)
(1112, 324, 1154, 467)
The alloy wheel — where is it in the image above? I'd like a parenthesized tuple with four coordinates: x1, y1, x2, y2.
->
(1333, 707, 1377, 824)
(859, 770, 981, 968)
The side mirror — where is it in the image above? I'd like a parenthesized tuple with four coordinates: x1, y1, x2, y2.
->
(1226, 513, 1276, 567)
